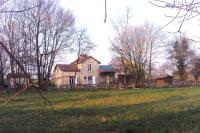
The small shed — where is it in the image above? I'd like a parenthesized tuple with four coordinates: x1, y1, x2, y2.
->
(155, 75, 173, 87)
(7, 73, 30, 89)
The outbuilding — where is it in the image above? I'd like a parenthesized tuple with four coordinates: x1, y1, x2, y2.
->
(155, 75, 173, 87)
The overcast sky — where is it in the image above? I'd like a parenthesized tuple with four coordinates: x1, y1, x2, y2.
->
(58, 0, 200, 65)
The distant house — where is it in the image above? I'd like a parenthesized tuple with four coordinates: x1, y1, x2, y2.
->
(155, 75, 173, 87)
(54, 54, 107, 88)
(7, 73, 30, 89)
(53, 55, 117, 88)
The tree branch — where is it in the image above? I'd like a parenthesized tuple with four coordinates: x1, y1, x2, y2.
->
(0, 4, 40, 13)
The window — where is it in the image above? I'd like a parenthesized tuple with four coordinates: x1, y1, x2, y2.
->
(88, 76, 92, 81)
(88, 64, 92, 71)
(78, 64, 81, 69)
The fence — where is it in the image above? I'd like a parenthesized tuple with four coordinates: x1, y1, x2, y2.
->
(55, 81, 200, 90)
(56, 84, 118, 90)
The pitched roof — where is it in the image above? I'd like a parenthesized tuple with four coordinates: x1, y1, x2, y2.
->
(55, 64, 78, 72)
(99, 65, 116, 73)
(54, 55, 100, 72)
(70, 54, 101, 64)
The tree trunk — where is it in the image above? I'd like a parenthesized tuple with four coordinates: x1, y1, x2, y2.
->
(36, 19, 42, 90)
(148, 41, 153, 87)
(0, 53, 4, 86)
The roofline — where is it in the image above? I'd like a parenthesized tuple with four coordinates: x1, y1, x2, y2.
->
(54, 64, 79, 72)
(70, 55, 101, 65)
(53, 64, 66, 72)
(99, 70, 116, 73)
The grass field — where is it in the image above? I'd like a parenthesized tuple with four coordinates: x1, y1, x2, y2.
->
(1, 87, 200, 133)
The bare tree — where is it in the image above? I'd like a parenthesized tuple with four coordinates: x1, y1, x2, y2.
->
(111, 8, 132, 85)
(158, 62, 173, 77)
(10, 0, 76, 90)
(0, 0, 75, 107)
(71, 28, 95, 85)
(111, 9, 164, 87)
(145, 23, 165, 87)
(109, 56, 124, 74)
(112, 24, 151, 87)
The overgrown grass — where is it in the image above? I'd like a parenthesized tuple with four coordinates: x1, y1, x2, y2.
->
(1, 87, 200, 132)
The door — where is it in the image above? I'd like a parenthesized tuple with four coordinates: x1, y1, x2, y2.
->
(87, 76, 92, 84)
(69, 77, 75, 85)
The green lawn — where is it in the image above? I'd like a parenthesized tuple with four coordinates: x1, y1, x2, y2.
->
(1, 87, 200, 133)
